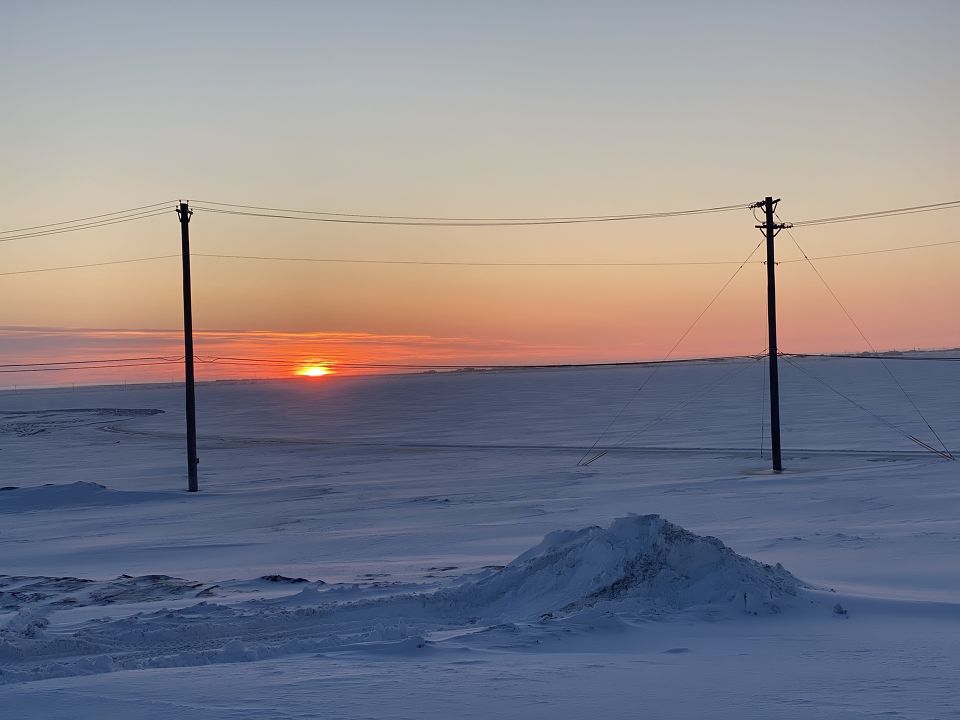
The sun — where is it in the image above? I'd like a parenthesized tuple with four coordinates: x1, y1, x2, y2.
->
(296, 365, 332, 378)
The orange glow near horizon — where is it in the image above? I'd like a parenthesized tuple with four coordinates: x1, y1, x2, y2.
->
(296, 364, 333, 378)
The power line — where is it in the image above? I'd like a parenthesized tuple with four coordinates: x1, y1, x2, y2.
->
(577, 237, 766, 466)
(786, 352, 960, 362)
(789, 200, 960, 228)
(6, 239, 959, 277)
(0, 208, 173, 243)
(197, 238, 960, 267)
(778, 238, 960, 262)
(192, 252, 754, 268)
(0, 356, 183, 369)
(0, 353, 768, 373)
(780, 219, 953, 460)
(4, 348, 953, 374)
(191, 203, 750, 227)
(582, 354, 765, 465)
(0, 196, 956, 245)
(0, 361, 183, 373)
(0, 200, 174, 235)
(193, 199, 751, 224)
(0, 255, 180, 277)
(1, 206, 957, 276)
(5, 238, 959, 277)
(781, 356, 952, 460)
(197, 353, 766, 370)
(196, 352, 956, 369)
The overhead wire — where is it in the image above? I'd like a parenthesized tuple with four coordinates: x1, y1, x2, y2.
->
(777, 238, 960, 263)
(779, 217, 953, 459)
(0, 361, 184, 373)
(192, 199, 751, 224)
(0, 200, 175, 235)
(0, 255, 180, 277)
(191, 203, 751, 227)
(195, 353, 765, 371)
(0, 208, 173, 243)
(789, 200, 960, 228)
(781, 356, 952, 460)
(7, 242, 960, 276)
(576, 236, 766, 466)
(785, 353, 960, 362)
(582, 354, 765, 465)
(791, 200, 960, 227)
(1, 200, 957, 276)
(0, 356, 184, 369)
(0, 353, 780, 373)
(192, 252, 755, 268)
(6, 241, 960, 277)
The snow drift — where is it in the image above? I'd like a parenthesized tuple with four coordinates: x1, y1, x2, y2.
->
(0, 514, 802, 683)
(451, 514, 800, 617)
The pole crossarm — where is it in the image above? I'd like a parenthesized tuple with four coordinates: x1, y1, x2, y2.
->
(751, 199, 793, 237)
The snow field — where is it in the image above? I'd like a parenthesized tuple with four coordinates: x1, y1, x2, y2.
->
(1, 357, 958, 717)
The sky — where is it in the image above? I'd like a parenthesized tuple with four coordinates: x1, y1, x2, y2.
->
(1, 0, 958, 385)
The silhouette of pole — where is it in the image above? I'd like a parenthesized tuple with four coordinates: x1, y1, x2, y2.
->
(177, 201, 199, 492)
(757, 196, 788, 472)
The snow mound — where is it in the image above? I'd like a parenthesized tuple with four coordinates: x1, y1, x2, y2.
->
(452, 514, 800, 617)
(0, 482, 173, 513)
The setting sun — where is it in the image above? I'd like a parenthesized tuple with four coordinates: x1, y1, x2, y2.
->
(296, 365, 332, 378)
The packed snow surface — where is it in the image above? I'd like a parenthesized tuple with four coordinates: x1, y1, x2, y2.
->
(0, 357, 958, 718)
(0, 482, 171, 513)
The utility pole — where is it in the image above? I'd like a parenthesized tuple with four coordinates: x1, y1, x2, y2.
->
(177, 201, 199, 492)
(755, 197, 790, 473)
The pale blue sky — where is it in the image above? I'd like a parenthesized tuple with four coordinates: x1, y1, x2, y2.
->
(4, 1, 957, 215)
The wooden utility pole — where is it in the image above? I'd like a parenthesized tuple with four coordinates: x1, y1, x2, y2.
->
(756, 197, 790, 473)
(177, 201, 199, 492)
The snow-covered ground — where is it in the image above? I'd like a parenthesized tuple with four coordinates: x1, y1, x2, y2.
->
(1, 356, 958, 719)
